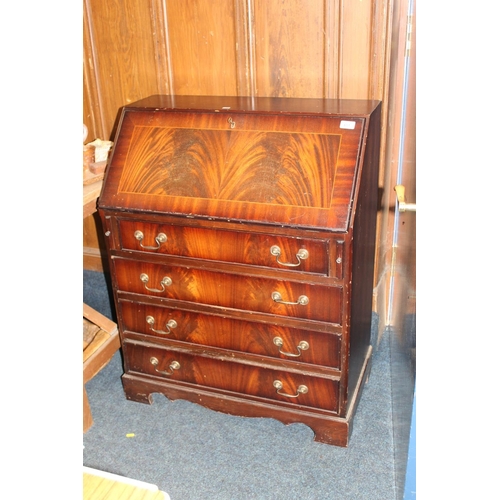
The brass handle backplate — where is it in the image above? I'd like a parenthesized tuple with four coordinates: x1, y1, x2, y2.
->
(270, 245, 309, 267)
(146, 315, 177, 335)
(273, 336, 309, 358)
(150, 357, 180, 376)
(140, 273, 172, 293)
(134, 230, 167, 250)
(273, 380, 308, 398)
(271, 291, 309, 306)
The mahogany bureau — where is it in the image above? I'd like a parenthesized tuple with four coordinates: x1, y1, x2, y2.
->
(98, 95, 381, 447)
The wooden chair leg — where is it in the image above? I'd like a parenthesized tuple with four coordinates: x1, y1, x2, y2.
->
(83, 385, 93, 432)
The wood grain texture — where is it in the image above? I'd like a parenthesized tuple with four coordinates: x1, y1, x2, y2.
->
(99, 99, 369, 231)
(123, 339, 340, 412)
(253, 0, 326, 97)
(118, 219, 331, 276)
(338, 0, 375, 99)
(83, 0, 389, 138)
(84, 0, 161, 140)
(119, 127, 338, 207)
(119, 299, 341, 368)
(83, 213, 108, 272)
(83, 469, 167, 500)
(150, 0, 173, 95)
(234, 0, 256, 96)
(83, 1, 393, 282)
(165, 0, 239, 95)
(122, 371, 353, 446)
(83, 4, 104, 142)
(113, 258, 343, 324)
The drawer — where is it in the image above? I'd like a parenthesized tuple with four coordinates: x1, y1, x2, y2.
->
(114, 259, 343, 324)
(118, 220, 336, 277)
(119, 300, 341, 369)
(123, 340, 340, 413)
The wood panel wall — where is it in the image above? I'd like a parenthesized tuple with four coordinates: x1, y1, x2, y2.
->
(84, 0, 390, 140)
(84, 0, 398, 323)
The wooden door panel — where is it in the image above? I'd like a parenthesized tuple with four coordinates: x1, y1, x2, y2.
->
(165, 0, 239, 96)
(83, 0, 388, 139)
(253, 0, 326, 97)
(84, 0, 161, 140)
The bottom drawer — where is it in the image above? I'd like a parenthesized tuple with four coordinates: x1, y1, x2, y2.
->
(123, 340, 340, 413)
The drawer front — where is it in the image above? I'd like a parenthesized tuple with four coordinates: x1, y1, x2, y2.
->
(114, 259, 343, 324)
(124, 340, 340, 413)
(119, 300, 341, 369)
(118, 220, 333, 277)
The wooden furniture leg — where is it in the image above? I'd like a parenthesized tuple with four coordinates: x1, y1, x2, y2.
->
(83, 384, 93, 432)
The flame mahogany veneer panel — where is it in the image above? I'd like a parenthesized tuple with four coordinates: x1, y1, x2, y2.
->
(100, 100, 367, 231)
(119, 126, 339, 207)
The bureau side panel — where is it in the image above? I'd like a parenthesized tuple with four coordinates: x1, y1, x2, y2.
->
(347, 103, 381, 401)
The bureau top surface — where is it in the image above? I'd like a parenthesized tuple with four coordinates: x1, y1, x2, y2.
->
(99, 95, 380, 232)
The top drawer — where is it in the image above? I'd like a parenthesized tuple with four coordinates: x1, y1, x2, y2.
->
(117, 219, 341, 278)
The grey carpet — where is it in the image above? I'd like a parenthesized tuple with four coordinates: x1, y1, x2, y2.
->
(83, 270, 396, 500)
